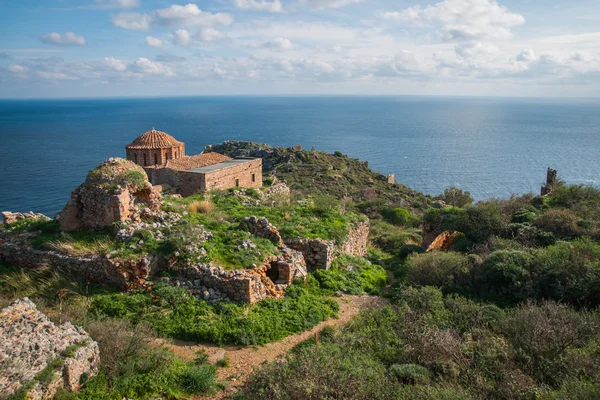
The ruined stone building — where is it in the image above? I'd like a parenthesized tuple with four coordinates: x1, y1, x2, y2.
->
(126, 129, 262, 196)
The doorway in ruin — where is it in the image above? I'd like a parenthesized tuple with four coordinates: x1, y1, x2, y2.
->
(266, 262, 280, 284)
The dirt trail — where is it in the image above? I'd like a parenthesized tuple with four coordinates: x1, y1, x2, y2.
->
(156, 294, 387, 399)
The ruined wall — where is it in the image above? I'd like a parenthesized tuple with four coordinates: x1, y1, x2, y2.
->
(0, 239, 158, 290)
(0, 298, 99, 400)
(204, 158, 263, 190)
(285, 221, 369, 271)
(339, 221, 370, 257)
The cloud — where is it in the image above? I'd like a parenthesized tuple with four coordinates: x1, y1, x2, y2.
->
(131, 57, 174, 76)
(455, 41, 499, 59)
(93, 0, 140, 8)
(102, 57, 127, 71)
(173, 28, 227, 46)
(112, 3, 233, 32)
(40, 32, 87, 46)
(145, 36, 164, 48)
(154, 4, 233, 27)
(112, 12, 153, 31)
(234, 0, 282, 13)
(261, 37, 295, 51)
(0, 52, 11, 60)
(156, 53, 187, 62)
(515, 49, 536, 62)
(8, 64, 28, 74)
(382, 0, 525, 41)
(300, 0, 360, 9)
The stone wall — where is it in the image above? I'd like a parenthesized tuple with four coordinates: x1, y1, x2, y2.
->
(148, 158, 262, 197)
(239, 216, 283, 245)
(204, 158, 263, 190)
(285, 221, 369, 271)
(168, 246, 306, 303)
(0, 238, 159, 290)
(0, 298, 99, 399)
(541, 167, 558, 196)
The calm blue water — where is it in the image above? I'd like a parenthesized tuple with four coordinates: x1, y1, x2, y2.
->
(0, 96, 599, 216)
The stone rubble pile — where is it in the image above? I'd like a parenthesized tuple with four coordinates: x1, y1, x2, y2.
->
(0, 298, 100, 400)
(1, 212, 50, 227)
(239, 216, 283, 246)
(115, 208, 183, 242)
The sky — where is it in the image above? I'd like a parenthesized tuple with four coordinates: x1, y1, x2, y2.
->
(0, 0, 599, 98)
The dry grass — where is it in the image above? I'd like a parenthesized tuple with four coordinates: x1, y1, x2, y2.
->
(47, 235, 112, 257)
(189, 200, 214, 214)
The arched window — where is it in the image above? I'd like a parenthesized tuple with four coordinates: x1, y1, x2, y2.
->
(134, 154, 138, 164)
(154, 153, 158, 165)
(143, 153, 147, 166)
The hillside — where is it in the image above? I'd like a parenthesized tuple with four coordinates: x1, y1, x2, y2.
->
(205, 141, 431, 210)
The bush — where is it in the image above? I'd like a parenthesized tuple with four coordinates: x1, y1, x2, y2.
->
(382, 207, 411, 226)
(441, 187, 473, 208)
(389, 364, 431, 384)
(501, 301, 599, 386)
(179, 364, 217, 393)
(473, 250, 535, 304)
(405, 252, 471, 293)
(534, 209, 580, 238)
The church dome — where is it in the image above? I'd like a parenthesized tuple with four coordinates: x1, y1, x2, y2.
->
(126, 128, 184, 149)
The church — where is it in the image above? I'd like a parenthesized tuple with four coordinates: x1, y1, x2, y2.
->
(126, 129, 262, 196)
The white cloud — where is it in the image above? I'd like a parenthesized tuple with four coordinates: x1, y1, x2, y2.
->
(93, 0, 140, 8)
(300, 0, 360, 9)
(40, 32, 87, 46)
(455, 41, 499, 59)
(262, 37, 295, 51)
(131, 57, 174, 76)
(154, 4, 233, 27)
(234, 0, 282, 13)
(145, 36, 164, 48)
(382, 0, 525, 41)
(516, 49, 536, 62)
(173, 28, 227, 46)
(8, 64, 28, 74)
(113, 4, 233, 32)
(112, 12, 153, 31)
(102, 57, 127, 71)
(37, 71, 78, 80)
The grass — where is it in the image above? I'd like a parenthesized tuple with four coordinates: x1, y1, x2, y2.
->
(89, 281, 339, 346)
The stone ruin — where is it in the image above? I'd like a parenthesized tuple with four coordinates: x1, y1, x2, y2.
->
(0, 298, 99, 399)
(2, 211, 49, 226)
(59, 158, 163, 231)
(541, 167, 558, 196)
(426, 231, 464, 252)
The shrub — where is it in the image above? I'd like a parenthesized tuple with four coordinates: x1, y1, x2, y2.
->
(313, 255, 387, 295)
(534, 209, 580, 238)
(216, 357, 230, 368)
(405, 252, 471, 293)
(501, 301, 599, 386)
(382, 207, 411, 226)
(179, 364, 217, 393)
(441, 187, 473, 208)
(389, 363, 431, 384)
(473, 250, 535, 304)
(534, 238, 600, 307)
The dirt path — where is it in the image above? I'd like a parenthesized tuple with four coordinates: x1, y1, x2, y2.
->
(156, 294, 387, 399)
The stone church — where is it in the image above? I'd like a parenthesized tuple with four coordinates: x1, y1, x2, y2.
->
(126, 129, 262, 196)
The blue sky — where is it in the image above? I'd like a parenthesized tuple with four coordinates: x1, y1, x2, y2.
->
(1, 0, 599, 98)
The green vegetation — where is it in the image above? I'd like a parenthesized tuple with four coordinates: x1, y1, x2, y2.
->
(312, 255, 387, 295)
(237, 287, 600, 400)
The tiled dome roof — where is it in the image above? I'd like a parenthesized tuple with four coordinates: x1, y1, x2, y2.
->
(126, 129, 184, 149)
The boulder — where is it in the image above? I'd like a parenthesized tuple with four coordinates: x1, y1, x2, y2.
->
(59, 158, 162, 231)
(2, 211, 50, 227)
(0, 298, 100, 399)
(426, 231, 464, 252)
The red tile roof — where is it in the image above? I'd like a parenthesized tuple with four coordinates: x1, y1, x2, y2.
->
(126, 129, 184, 149)
(165, 152, 231, 171)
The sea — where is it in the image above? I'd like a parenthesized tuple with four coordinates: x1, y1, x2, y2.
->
(0, 96, 599, 217)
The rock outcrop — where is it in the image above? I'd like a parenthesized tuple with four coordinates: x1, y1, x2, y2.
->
(426, 231, 464, 252)
(59, 158, 163, 231)
(541, 167, 558, 196)
(2, 212, 50, 227)
(0, 298, 99, 399)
